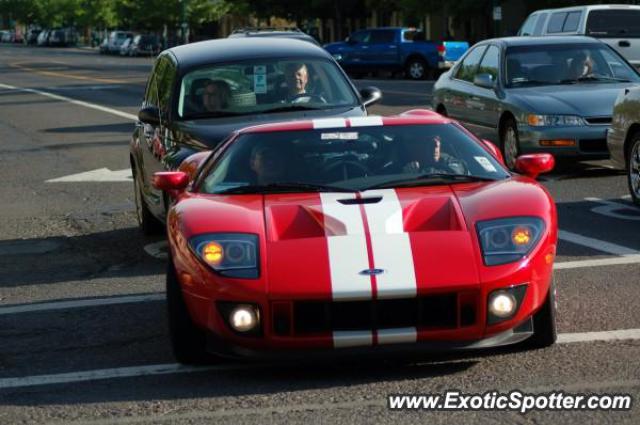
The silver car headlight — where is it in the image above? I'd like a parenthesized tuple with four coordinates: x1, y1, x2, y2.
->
(527, 114, 584, 126)
(476, 217, 545, 266)
(189, 233, 259, 278)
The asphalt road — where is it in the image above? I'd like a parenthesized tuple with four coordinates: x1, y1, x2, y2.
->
(0, 44, 639, 425)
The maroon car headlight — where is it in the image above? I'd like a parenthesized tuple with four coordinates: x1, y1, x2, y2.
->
(476, 217, 545, 266)
(189, 233, 259, 278)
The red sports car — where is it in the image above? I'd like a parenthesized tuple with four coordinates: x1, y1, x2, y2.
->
(154, 111, 557, 364)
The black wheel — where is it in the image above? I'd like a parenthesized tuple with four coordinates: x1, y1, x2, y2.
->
(627, 132, 640, 206)
(405, 58, 428, 80)
(522, 279, 557, 349)
(133, 169, 164, 235)
(167, 260, 220, 364)
(500, 117, 520, 171)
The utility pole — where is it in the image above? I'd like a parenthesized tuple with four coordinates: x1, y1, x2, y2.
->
(492, 0, 501, 38)
(179, 0, 189, 44)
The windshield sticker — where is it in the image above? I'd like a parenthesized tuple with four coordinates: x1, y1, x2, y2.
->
(474, 156, 497, 172)
(254, 65, 267, 94)
(321, 132, 359, 140)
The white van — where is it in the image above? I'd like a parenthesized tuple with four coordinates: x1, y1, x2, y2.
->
(518, 5, 640, 67)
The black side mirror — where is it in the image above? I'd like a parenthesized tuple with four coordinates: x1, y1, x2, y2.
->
(359, 86, 382, 107)
(138, 106, 161, 125)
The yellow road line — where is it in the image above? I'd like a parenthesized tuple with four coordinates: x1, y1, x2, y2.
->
(10, 62, 129, 84)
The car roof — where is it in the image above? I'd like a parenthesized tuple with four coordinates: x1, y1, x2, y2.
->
(236, 111, 451, 135)
(478, 35, 603, 47)
(166, 37, 332, 69)
(531, 4, 640, 14)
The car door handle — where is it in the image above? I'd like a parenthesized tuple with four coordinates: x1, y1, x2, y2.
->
(619, 40, 630, 47)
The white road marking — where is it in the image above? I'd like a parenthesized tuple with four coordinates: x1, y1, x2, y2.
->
(553, 254, 640, 270)
(0, 328, 638, 389)
(0, 293, 164, 316)
(143, 240, 169, 260)
(0, 82, 137, 121)
(585, 197, 640, 221)
(558, 230, 638, 256)
(46, 168, 132, 183)
(557, 328, 640, 344)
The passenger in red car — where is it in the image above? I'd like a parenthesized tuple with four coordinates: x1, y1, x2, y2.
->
(249, 145, 287, 185)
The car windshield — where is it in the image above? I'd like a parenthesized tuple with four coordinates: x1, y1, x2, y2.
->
(505, 43, 640, 87)
(177, 58, 359, 119)
(200, 124, 509, 194)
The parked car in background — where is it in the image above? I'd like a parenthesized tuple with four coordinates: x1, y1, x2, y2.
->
(1, 30, 15, 43)
(131, 38, 381, 234)
(607, 86, 640, 205)
(324, 27, 469, 80)
(47, 28, 78, 47)
(25, 29, 42, 45)
(228, 27, 320, 46)
(119, 37, 133, 55)
(36, 29, 50, 46)
(518, 4, 640, 68)
(433, 36, 640, 169)
(128, 34, 161, 56)
(106, 30, 133, 54)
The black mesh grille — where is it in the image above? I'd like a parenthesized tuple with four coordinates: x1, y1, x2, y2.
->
(579, 139, 608, 153)
(285, 294, 472, 336)
(584, 117, 612, 125)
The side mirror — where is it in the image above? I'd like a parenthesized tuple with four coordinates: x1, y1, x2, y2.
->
(515, 154, 555, 179)
(360, 86, 382, 107)
(482, 139, 505, 165)
(153, 171, 189, 192)
(138, 106, 161, 125)
(473, 73, 495, 89)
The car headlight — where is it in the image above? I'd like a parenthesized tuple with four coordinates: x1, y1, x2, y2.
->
(527, 114, 584, 126)
(476, 217, 545, 266)
(189, 233, 259, 278)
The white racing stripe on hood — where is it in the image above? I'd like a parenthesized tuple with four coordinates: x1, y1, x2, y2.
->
(362, 189, 417, 298)
(320, 193, 371, 300)
(312, 118, 347, 129)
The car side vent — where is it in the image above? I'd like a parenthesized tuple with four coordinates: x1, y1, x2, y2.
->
(338, 196, 382, 205)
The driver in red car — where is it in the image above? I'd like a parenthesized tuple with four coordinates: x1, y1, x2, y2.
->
(384, 135, 467, 175)
(249, 145, 287, 185)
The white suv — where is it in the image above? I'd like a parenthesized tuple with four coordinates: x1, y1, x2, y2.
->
(518, 5, 640, 68)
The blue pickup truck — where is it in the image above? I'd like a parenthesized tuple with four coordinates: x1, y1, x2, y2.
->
(324, 27, 469, 80)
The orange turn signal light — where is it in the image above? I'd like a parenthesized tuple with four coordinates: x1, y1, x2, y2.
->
(539, 139, 576, 147)
(203, 242, 224, 265)
(512, 227, 531, 245)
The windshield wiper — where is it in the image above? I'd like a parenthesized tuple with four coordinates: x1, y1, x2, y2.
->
(509, 79, 550, 87)
(363, 173, 499, 190)
(260, 105, 324, 114)
(560, 75, 632, 84)
(214, 182, 355, 194)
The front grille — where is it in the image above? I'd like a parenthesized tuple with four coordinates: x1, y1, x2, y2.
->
(273, 293, 478, 336)
(584, 116, 612, 125)
(579, 138, 608, 153)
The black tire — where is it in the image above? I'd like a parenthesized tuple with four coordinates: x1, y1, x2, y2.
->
(626, 132, 640, 206)
(405, 58, 428, 80)
(499, 117, 520, 171)
(167, 260, 220, 364)
(133, 170, 164, 236)
(522, 279, 557, 349)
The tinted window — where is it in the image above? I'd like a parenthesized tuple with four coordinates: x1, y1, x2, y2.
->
(533, 13, 548, 35)
(350, 31, 370, 43)
(478, 45, 500, 81)
(587, 10, 640, 37)
(201, 124, 509, 194)
(177, 58, 359, 119)
(563, 11, 581, 32)
(454, 46, 487, 82)
(505, 43, 640, 87)
(369, 30, 396, 43)
(519, 14, 538, 36)
(547, 12, 567, 33)
(156, 59, 176, 112)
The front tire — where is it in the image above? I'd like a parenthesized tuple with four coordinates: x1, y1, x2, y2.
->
(626, 133, 640, 206)
(522, 279, 557, 349)
(167, 260, 220, 364)
(405, 58, 428, 80)
(133, 170, 164, 235)
(500, 118, 520, 171)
